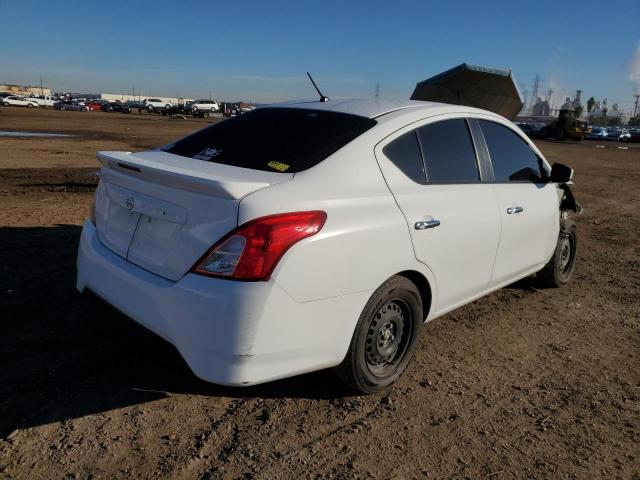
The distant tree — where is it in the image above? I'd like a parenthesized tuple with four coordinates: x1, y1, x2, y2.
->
(629, 116, 640, 126)
(607, 117, 622, 126)
(587, 97, 595, 115)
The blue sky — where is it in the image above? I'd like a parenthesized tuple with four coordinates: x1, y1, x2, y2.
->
(1, 0, 639, 110)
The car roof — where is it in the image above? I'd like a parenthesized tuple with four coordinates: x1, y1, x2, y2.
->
(265, 97, 468, 119)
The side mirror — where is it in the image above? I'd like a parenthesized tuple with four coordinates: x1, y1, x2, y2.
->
(550, 163, 573, 183)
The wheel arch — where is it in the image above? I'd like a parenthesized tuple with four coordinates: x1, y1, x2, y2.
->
(396, 270, 432, 321)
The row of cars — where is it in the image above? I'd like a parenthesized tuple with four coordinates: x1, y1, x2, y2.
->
(585, 126, 639, 142)
(0, 93, 133, 113)
(0, 92, 227, 116)
(516, 120, 640, 142)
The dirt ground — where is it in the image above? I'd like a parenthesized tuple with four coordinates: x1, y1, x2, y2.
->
(0, 107, 638, 480)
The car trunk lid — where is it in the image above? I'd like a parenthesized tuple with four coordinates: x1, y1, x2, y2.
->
(94, 150, 292, 280)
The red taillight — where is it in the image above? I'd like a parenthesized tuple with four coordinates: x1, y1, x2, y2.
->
(192, 211, 327, 281)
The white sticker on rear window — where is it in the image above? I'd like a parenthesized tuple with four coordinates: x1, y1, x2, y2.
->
(193, 148, 222, 161)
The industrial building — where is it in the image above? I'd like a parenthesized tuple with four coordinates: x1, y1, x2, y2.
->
(0, 83, 52, 96)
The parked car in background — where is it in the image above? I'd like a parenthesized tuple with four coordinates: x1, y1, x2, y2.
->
(53, 100, 89, 111)
(2, 95, 39, 108)
(77, 98, 579, 393)
(85, 100, 105, 111)
(126, 100, 145, 109)
(618, 129, 631, 142)
(24, 95, 56, 107)
(586, 126, 608, 140)
(605, 127, 622, 141)
(103, 102, 131, 113)
(143, 98, 172, 111)
(189, 99, 219, 113)
(515, 122, 546, 139)
(628, 128, 640, 142)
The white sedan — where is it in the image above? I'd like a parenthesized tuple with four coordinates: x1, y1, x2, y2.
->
(2, 96, 39, 108)
(76, 98, 579, 393)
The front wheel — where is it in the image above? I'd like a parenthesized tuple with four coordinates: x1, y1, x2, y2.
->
(538, 219, 577, 288)
(334, 275, 422, 393)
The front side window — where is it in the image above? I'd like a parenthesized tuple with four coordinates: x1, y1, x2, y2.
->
(417, 119, 480, 183)
(163, 108, 377, 173)
(479, 120, 545, 182)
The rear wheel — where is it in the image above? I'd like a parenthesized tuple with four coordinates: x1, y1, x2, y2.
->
(538, 219, 577, 287)
(334, 275, 422, 393)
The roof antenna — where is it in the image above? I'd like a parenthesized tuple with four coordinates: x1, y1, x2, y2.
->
(306, 72, 330, 102)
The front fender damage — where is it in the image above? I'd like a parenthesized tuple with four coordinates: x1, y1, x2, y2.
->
(557, 183, 582, 213)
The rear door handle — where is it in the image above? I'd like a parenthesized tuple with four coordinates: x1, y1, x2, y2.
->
(415, 219, 441, 230)
(506, 206, 524, 215)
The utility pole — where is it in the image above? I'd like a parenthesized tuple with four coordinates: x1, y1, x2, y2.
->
(374, 82, 381, 100)
(528, 75, 540, 114)
(634, 95, 640, 119)
(40, 76, 43, 96)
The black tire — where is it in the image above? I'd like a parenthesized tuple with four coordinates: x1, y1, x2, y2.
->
(538, 219, 577, 288)
(333, 275, 423, 394)
(27, 103, 33, 108)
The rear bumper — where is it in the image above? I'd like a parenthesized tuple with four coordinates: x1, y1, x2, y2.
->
(76, 220, 369, 386)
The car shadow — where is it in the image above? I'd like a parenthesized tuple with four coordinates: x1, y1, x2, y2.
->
(504, 275, 540, 292)
(0, 225, 351, 438)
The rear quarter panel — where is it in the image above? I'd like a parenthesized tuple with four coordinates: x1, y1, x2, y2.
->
(238, 131, 437, 307)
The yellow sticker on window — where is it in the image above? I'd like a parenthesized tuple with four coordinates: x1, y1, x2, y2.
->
(267, 161, 290, 172)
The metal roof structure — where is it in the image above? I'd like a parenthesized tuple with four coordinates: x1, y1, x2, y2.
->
(410, 63, 524, 119)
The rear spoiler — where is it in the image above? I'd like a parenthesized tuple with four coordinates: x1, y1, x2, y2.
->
(97, 150, 292, 200)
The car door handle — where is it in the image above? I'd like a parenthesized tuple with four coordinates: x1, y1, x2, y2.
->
(506, 206, 524, 214)
(415, 219, 441, 230)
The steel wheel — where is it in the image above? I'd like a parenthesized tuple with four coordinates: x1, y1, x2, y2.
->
(538, 219, 577, 288)
(365, 299, 412, 378)
(334, 275, 423, 393)
(558, 229, 576, 280)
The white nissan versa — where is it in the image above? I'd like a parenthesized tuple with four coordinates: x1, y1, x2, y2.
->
(76, 98, 579, 393)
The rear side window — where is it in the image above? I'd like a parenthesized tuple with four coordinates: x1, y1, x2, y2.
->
(479, 120, 544, 182)
(417, 119, 480, 183)
(163, 108, 377, 173)
(382, 131, 426, 183)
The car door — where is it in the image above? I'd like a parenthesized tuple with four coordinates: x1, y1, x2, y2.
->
(375, 116, 502, 312)
(473, 118, 559, 285)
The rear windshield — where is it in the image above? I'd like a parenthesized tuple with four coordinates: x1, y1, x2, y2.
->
(162, 107, 377, 173)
